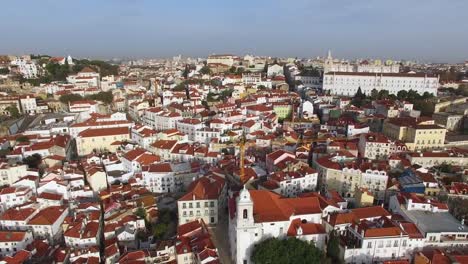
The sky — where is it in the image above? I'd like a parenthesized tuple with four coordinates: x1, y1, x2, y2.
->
(2, 0, 468, 62)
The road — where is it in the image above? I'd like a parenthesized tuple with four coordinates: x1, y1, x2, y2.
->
(209, 207, 233, 264)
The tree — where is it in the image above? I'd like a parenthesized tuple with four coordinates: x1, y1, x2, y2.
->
(377, 90, 389, 100)
(355, 87, 365, 100)
(440, 162, 453, 173)
(59, 94, 83, 104)
(236, 67, 245, 75)
(228, 66, 237, 74)
(23, 153, 42, 169)
(86, 91, 113, 105)
(397, 90, 408, 100)
(153, 223, 168, 239)
(199, 66, 211, 75)
(220, 89, 234, 100)
(173, 82, 186, 92)
(327, 230, 343, 263)
(370, 89, 379, 100)
(0, 68, 9, 74)
(16, 136, 30, 143)
(251, 237, 325, 264)
(5, 105, 20, 118)
(413, 99, 435, 116)
(351, 87, 366, 107)
(135, 207, 147, 219)
(182, 65, 190, 79)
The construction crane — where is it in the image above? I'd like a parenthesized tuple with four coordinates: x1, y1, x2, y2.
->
(237, 132, 257, 185)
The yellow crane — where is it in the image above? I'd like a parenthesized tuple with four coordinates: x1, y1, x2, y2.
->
(237, 132, 256, 185)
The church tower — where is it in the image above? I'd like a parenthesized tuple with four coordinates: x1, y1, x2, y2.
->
(237, 186, 254, 227)
(324, 50, 334, 73)
(234, 186, 256, 264)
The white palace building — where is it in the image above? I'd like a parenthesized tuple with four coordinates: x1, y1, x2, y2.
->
(323, 71, 439, 96)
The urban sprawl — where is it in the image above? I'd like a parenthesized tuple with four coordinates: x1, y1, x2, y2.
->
(0, 52, 468, 264)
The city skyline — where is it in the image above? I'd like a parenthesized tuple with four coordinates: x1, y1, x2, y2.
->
(2, 0, 468, 62)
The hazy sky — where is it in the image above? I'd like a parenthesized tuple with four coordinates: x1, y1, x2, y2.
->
(2, 0, 467, 62)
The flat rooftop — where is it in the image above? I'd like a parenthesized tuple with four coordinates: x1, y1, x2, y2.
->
(403, 209, 468, 234)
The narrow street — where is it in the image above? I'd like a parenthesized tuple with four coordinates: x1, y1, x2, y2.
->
(209, 208, 233, 264)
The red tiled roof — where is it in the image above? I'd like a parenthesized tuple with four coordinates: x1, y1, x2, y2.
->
(287, 218, 325, 236)
(28, 206, 66, 225)
(249, 190, 321, 223)
(0, 231, 28, 242)
(78, 127, 129, 138)
(145, 163, 172, 173)
(0, 207, 37, 221)
(179, 175, 225, 201)
(38, 192, 63, 201)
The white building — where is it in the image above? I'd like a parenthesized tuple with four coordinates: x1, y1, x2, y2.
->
(0, 230, 33, 257)
(131, 125, 158, 150)
(64, 221, 100, 249)
(323, 72, 439, 96)
(67, 67, 100, 88)
(207, 54, 237, 67)
(142, 163, 196, 193)
(10, 57, 38, 79)
(358, 133, 393, 160)
(176, 119, 204, 141)
(19, 95, 38, 114)
(263, 166, 318, 197)
(0, 207, 39, 231)
(177, 175, 226, 225)
(194, 128, 221, 144)
(142, 108, 182, 131)
(267, 64, 284, 77)
(388, 193, 468, 249)
(295, 75, 322, 89)
(0, 187, 33, 212)
(323, 51, 399, 74)
(229, 188, 326, 264)
(68, 100, 98, 117)
(0, 163, 28, 187)
(27, 206, 69, 244)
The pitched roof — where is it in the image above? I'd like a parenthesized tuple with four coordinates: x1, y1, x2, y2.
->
(0, 231, 28, 242)
(0, 207, 37, 221)
(249, 190, 322, 223)
(78, 127, 129, 138)
(287, 218, 326, 236)
(179, 175, 225, 201)
(27, 206, 66, 225)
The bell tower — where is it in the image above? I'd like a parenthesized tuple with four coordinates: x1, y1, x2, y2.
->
(237, 186, 254, 227)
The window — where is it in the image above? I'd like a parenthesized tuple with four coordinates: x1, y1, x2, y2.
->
(367, 242, 372, 248)
(394, 240, 398, 247)
(243, 209, 248, 219)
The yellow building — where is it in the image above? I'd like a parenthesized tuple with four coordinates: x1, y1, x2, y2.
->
(405, 125, 446, 151)
(314, 156, 361, 198)
(383, 117, 446, 151)
(355, 188, 374, 207)
(272, 103, 292, 120)
(76, 127, 130, 156)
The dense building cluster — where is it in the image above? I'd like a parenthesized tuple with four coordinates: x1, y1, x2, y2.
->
(0, 52, 467, 263)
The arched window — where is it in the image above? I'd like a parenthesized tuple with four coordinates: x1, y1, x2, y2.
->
(243, 209, 248, 219)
